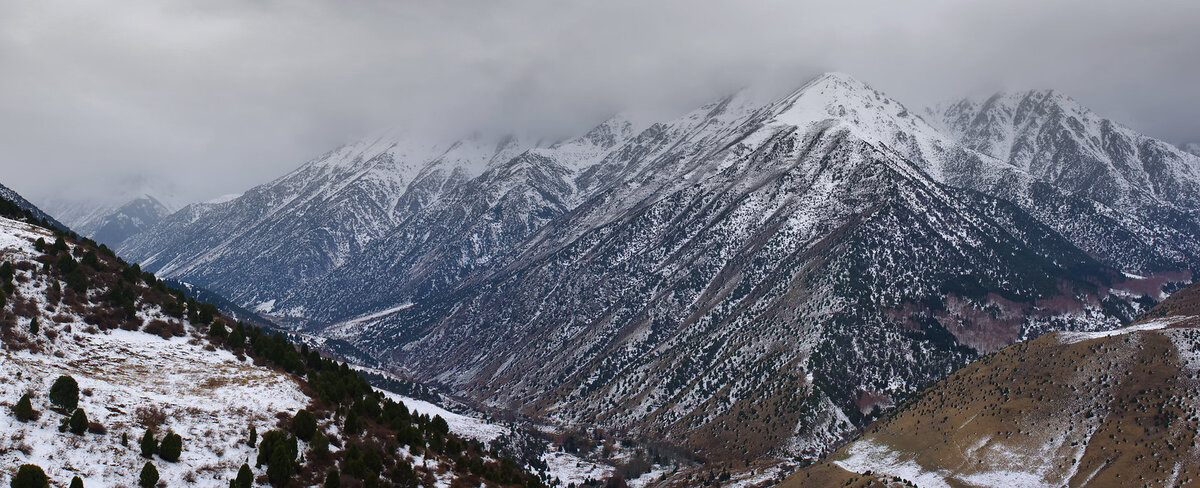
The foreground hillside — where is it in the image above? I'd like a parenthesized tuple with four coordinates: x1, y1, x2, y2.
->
(785, 282, 1200, 487)
(0, 212, 543, 487)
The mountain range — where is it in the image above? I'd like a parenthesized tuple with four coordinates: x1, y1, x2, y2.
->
(103, 72, 1200, 467)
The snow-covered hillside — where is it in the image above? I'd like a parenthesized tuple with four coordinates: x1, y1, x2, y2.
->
(0, 216, 304, 486)
(0, 212, 547, 487)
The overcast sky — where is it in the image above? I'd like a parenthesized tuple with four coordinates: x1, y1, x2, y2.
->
(2, 0, 1199, 206)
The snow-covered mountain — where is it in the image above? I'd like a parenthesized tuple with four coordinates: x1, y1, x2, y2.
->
(115, 72, 1198, 464)
(930, 91, 1200, 273)
(333, 73, 1162, 462)
(119, 131, 533, 309)
(43, 194, 174, 248)
(1184, 141, 1200, 157)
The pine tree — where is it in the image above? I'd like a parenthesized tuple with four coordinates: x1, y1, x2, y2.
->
(9, 464, 49, 488)
(230, 464, 253, 488)
(431, 415, 449, 436)
(69, 476, 83, 488)
(67, 408, 88, 435)
(121, 432, 128, 447)
(140, 428, 157, 458)
(267, 446, 293, 487)
(159, 432, 182, 462)
(227, 327, 244, 349)
(248, 425, 257, 446)
(49, 375, 79, 412)
(345, 410, 361, 435)
(138, 462, 159, 488)
(13, 393, 34, 422)
(324, 468, 341, 488)
(28, 318, 38, 336)
(291, 409, 317, 441)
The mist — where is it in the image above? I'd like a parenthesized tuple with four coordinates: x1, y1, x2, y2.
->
(2, 0, 1198, 205)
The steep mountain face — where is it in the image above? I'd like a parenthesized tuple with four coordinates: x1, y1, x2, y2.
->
(328, 74, 1154, 464)
(786, 283, 1200, 487)
(276, 118, 636, 320)
(1184, 142, 1200, 157)
(0, 182, 68, 231)
(119, 132, 530, 308)
(930, 92, 1200, 273)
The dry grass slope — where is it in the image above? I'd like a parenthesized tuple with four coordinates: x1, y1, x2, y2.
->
(783, 309, 1200, 487)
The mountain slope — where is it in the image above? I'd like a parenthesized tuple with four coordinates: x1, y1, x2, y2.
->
(330, 75, 1152, 465)
(0, 182, 68, 232)
(785, 282, 1200, 487)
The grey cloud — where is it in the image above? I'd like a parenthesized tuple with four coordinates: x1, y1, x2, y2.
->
(1, 0, 1198, 204)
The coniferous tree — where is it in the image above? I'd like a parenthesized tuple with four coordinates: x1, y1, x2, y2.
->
(9, 464, 49, 488)
(49, 375, 79, 412)
(209, 321, 228, 339)
(67, 408, 88, 434)
(68, 476, 83, 488)
(323, 468, 341, 488)
(121, 432, 129, 447)
(230, 464, 253, 488)
(28, 318, 38, 336)
(248, 425, 257, 446)
(140, 428, 157, 458)
(291, 409, 317, 441)
(227, 327, 244, 349)
(345, 410, 361, 435)
(14, 393, 34, 422)
(138, 462, 159, 488)
(311, 431, 330, 457)
(431, 415, 449, 436)
(267, 447, 293, 487)
(159, 432, 182, 462)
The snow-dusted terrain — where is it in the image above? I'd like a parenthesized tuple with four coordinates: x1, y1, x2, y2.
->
(0, 216, 308, 486)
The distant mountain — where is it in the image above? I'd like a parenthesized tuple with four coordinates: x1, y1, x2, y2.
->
(120, 132, 533, 309)
(1185, 142, 1200, 157)
(44, 194, 174, 248)
(786, 282, 1200, 487)
(115, 73, 1196, 466)
(929, 91, 1200, 274)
